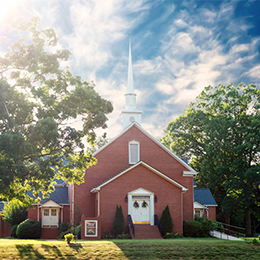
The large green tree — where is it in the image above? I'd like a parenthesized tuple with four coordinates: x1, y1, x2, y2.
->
(162, 83, 260, 236)
(0, 17, 113, 203)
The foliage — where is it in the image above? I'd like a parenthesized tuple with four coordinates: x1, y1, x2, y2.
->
(1, 199, 28, 226)
(195, 216, 216, 233)
(59, 222, 71, 233)
(160, 205, 173, 236)
(16, 219, 41, 239)
(183, 220, 204, 237)
(116, 233, 131, 239)
(112, 206, 125, 236)
(162, 83, 260, 236)
(164, 232, 183, 239)
(102, 231, 114, 239)
(64, 233, 74, 244)
(74, 224, 81, 239)
(0, 17, 113, 203)
(11, 224, 18, 238)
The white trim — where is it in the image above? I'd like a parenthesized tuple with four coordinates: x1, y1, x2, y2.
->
(91, 161, 188, 193)
(128, 188, 154, 225)
(97, 192, 100, 216)
(183, 171, 198, 176)
(92, 122, 197, 174)
(40, 200, 61, 208)
(37, 205, 39, 221)
(85, 220, 98, 237)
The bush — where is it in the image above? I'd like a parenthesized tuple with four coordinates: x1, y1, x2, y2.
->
(194, 216, 215, 237)
(183, 220, 207, 237)
(102, 231, 114, 239)
(16, 219, 41, 239)
(1, 199, 28, 226)
(160, 205, 173, 236)
(164, 232, 183, 239)
(11, 225, 18, 238)
(74, 224, 81, 239)
(116, 233, 131, 239)
(64, 233, 74, 244)
(59, 229, 73, 239)
(112, 206, 125, 236)
(59, 222, 71, 233)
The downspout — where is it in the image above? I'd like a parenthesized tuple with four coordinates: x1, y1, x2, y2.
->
(37, 205, 39, 221)
(72, 184, 75, 226)
(98, 191, 100, 216)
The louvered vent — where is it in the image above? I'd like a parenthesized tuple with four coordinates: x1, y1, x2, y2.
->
(129, 142, 139, 164)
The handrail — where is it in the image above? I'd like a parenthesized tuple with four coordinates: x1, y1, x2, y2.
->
(214, 221, 245, 238)
(128, 214, 135, 237)
(154, 214, 163, 237)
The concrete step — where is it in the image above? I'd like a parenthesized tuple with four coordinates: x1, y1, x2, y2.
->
(132, 225, 162, 239)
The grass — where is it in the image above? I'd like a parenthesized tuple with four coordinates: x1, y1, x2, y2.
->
(0, 238, 260, 259)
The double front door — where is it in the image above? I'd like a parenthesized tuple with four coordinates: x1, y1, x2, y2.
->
(131, 196, 150, 224)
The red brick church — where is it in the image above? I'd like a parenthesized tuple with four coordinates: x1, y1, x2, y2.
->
(1, 42, 217, 239)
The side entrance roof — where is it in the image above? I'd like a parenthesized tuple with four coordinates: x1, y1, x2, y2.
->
(194, 188, 217, 206)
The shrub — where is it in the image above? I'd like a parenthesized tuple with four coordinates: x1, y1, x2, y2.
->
(59, 222, 71, 233)
(102, 231, 114, 239)
(59, 229, 73, 239)
(16, 219, 41, 239)
(164, 232, 183, 239)
(194, 216, 215, 237)
(11, 225, 18, 238)
(64, 233, 74, 244)
(112, 206, 125, 236)
(74, 224, 81, 239)
(183, 220, 205, 237)
(116, 233, 131, 239)
(1, 199, 28, 226)
(160, 205, 173, 236)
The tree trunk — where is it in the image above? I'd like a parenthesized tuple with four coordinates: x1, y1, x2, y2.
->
(225, 215, 230, 234)
(245, 209, 251, 237)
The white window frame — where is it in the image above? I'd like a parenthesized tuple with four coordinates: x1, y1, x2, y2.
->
(129, 140, 140, 164)
(85, 220, 98, 237)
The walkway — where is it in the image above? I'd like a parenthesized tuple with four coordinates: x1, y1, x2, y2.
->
(210, 230, 244, 241)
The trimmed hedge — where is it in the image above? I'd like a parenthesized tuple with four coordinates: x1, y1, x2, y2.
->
(160, 205, 173, 236)
(112, 206, 125, 236)
(183, 218, 213, 237)
(16, 219, 41, 239)
(11, 225, 18, 238)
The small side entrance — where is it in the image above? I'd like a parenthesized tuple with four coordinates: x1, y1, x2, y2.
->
(40, 200, 61, 228)
(128, 188, 154, 225)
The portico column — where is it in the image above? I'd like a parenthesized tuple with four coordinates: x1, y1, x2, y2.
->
(150, 194, 154, 225)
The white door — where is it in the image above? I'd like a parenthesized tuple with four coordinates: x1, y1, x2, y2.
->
(132, 198, 150, 224)
(42, 208, 59, 227)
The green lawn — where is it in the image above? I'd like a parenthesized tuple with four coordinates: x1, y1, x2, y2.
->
(0, 238, 260, 259)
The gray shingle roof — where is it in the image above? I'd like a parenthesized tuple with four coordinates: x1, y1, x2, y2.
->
(194, 188, 217, 206)
(28, 186, 70, 205)
(0, 202, 4, 212)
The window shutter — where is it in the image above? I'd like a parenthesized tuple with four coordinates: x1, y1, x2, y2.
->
(130, 143, 139, 163)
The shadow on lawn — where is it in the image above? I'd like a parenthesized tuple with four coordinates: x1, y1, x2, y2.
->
(16, 245, 45, 259)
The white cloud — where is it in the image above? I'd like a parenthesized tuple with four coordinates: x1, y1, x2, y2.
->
(247, 65, 260, 79)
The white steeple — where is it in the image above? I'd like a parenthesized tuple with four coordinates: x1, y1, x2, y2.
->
(121, 39, 142, 129)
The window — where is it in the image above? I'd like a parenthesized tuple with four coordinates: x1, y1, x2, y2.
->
(195, 209, 201, 217)
(129, 140, 140, 164)
(44, 209, 49, 216)
(51, 209, 57, 216)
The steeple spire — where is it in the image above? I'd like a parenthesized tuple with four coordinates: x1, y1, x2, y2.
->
(127, 39, 134, 94)
(121, 39, 142, 129)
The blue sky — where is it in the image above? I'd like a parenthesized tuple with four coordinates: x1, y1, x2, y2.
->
(1, 0, 260, 139)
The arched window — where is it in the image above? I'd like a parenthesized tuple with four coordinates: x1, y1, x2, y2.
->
(129, 140, 140, 164)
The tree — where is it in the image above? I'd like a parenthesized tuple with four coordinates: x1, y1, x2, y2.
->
(160, 205, 173, 236)
(0, 17, 113, 203)
(112, 205, 125, 236)
(1, 199, 28, 226)
(162, 83, 260, 236)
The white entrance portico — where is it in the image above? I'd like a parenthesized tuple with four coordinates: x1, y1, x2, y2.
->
(128, 188, 154, 225)
(40, 200, 61, 228)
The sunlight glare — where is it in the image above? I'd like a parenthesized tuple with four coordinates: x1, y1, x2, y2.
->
(0, 0, 21, 22)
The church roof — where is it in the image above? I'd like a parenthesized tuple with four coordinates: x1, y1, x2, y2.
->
(194, 188, 217, 206)
(91, 161, 188, 193)
(0, 201, 4, 212)
(93, 122, 198, 175)
(28, 186, 70, 205)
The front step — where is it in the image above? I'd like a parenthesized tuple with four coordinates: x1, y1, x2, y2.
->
(132, 225, 162, 239)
